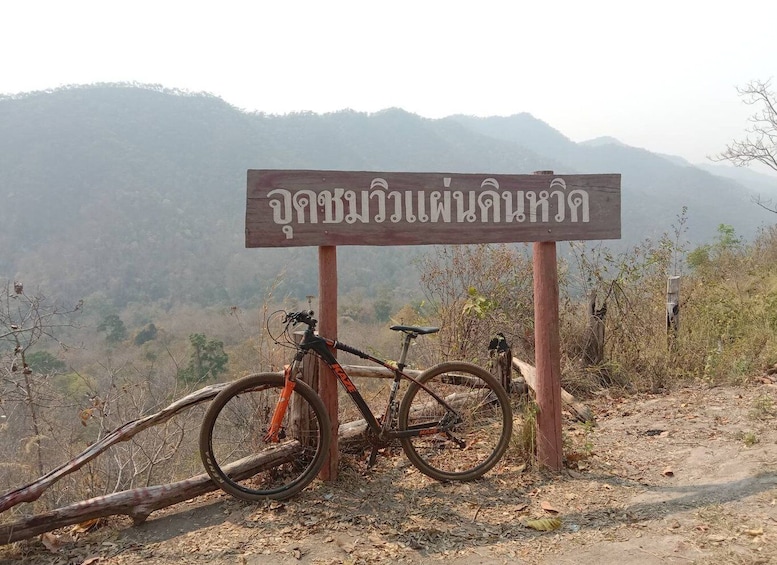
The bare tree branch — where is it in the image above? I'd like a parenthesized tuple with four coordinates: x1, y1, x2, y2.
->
(0, 382, 228, 514)
(711, 79, 777, 174)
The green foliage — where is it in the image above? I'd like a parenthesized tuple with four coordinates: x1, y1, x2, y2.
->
(688, 224, 742, 272)
(417, 244, 534, 365)
(462, 287, 498, 319)
(134, 323, 158, 346)
(176, 333, 228, 384)
(564, 233, 677, 391)
(97, 314, 127, 343)
(51, 372, 94, 398)
(373, 287, 393, 323)
(25, 351, 66, 374)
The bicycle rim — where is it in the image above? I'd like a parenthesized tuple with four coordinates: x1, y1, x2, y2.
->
(199, 373, 331, 501)
(398, 361, 513, 481)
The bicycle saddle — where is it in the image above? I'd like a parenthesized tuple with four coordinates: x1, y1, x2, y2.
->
(389, 325, 440, 335)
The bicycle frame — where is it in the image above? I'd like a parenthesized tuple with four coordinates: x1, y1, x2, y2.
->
(288, 325, 459, 440)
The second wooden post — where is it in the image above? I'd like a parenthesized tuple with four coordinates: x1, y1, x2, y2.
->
(533, 170, 563, 470)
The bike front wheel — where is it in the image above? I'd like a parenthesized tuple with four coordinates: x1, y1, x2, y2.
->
(398, 361, 513, 482)
(199, 373, 331, 501)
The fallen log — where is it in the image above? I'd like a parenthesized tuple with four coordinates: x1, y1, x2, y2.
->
(512, 357, 593, 423)
(342, 365, 422, 379)
(0, 442, 301, 544)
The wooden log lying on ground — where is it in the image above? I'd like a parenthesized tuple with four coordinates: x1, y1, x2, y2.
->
(512, 357, 594, 423)
(342, 365, 422, 379)
(0, 442, 301, 544)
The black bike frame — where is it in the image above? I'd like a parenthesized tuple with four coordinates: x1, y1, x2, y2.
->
(293, 326, 457, 439)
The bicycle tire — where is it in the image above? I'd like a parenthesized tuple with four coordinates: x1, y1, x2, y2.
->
(398, 361, 513, 481)
(199, 373, 331, 501)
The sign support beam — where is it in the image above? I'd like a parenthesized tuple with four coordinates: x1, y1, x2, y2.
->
(533, 240, 563, 470)
(532, 170, 563, 470)
(317, 245, 339, 480)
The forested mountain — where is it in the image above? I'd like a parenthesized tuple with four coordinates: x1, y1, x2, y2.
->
(1, 84, 775, 308)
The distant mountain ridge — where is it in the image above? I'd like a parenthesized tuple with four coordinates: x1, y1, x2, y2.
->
(1, 84, 775, 307)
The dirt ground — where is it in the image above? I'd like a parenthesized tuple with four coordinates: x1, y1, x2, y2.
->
(3, 381, 777, 565)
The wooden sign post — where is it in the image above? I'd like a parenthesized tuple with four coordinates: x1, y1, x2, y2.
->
(246, 169, 621, 476)
(531, 171, 563, 469)
(317, 245, 339, 480)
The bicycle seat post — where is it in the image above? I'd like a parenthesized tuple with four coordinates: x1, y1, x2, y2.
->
(396, 332, 416, 372)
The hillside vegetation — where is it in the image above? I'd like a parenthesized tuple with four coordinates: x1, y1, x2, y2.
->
(2, 84, 776, 309)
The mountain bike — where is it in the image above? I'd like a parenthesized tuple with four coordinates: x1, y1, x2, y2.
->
(199, 310, 513, 501)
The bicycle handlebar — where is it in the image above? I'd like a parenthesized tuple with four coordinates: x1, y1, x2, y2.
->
(284, 310, 317, 330)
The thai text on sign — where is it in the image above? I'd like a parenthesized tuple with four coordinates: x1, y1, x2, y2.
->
(246, 170, 621, 247)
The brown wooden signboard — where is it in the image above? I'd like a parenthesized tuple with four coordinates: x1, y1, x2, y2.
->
(246, 170, 621, 247)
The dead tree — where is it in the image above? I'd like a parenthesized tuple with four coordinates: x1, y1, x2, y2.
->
(488, 333, 528, 397)
(0, 382, 229, 515)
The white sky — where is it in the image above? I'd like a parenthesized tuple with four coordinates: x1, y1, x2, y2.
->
(2, 0, 775, 169)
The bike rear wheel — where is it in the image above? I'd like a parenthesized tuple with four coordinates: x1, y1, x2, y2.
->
(398, 361, 513, 481)
(199, 373, 331, 501)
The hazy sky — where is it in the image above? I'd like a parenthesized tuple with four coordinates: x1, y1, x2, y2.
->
(2, 0, 775, 169)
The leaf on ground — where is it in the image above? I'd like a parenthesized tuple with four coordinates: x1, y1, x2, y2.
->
(541, 500, 560, 513)
(524, 517, 562, 531)
(71, 518, 100, 533)
(40, 532, 62, 553)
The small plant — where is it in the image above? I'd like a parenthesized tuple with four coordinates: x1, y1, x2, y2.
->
(563, 420, 596, 468)
(739, 431, 759, 447)
(513, 401, 538, 465)
(749, 394, 775, 420)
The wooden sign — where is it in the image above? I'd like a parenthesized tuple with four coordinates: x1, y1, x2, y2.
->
(246, 170, 621, 247)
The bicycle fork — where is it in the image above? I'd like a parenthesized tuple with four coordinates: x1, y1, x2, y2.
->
(263, 364, 297, 442)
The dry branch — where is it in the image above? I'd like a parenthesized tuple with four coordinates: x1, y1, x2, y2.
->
(0, 382, 231, 514)
(512, 357, 593, 423)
